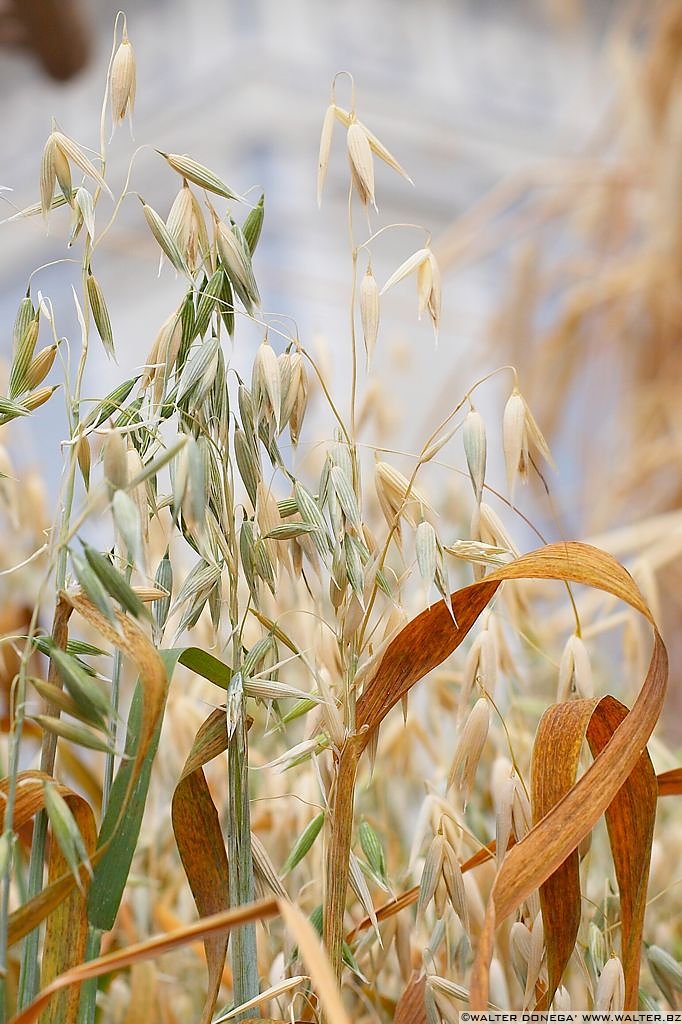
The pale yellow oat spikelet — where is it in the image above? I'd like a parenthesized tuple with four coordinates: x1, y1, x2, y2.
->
(557, 633, 593, 701)
(110, 28, 136, 127)
(446, 697, 489, 805)
(333, 104, 413, 184)
(103, 427, 128, 493)
(503, 386, 555, 499)
(20, 385, 59, 412)
(374, 458, 432, 531)
(253, 339, 282, 431)
(347, 121, 376, 209)
(40, 135, 58, 217)
(25, 343, 58, 390)
(52, 131, 112, 198)
(462, 407, 487, 505)
(317, 104, 336, 208)
(359, 263, 380, 368)
(595, 957, 625, 1011)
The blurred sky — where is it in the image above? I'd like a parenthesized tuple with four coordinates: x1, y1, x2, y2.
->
(0, 0, 616, 497)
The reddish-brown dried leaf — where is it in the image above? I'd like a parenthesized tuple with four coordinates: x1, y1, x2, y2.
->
(586, 695, 657, 1007)
(171, 708, 230, 1024)
(657, 768, 682, 796)
(9, 897, 280, 1024)
(0, 771, 96, 1024)
(532, 699, 597, 1005)
(7, 593, 167, 950)
(356, 577, 498, 742)
(394, 972, 427, 1024)
(532, 696, 657, 1008)
(466, 544, 666, 1009)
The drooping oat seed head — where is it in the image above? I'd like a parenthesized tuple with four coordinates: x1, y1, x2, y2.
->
(20, 385, 59, 413)
(503, 387, 555, 500)
(463, 407, 487, 505)
(557, 633, 593, 701)
(317, 104, 336, 208)
(87, 270, 115, 360)
(510, 920, 532, 993)
(76, 431, 91, 490)
(253, 339, 282, 431)
(360, 263, 380, 368)
(374, 459, 432, 534)
(347, 120, 376, 210)
(160, 152, 243, 201)
(446, 697, 489, 806)
(40, 134, 58, 218)
(333, 104, 413, 184)
(215, 215, 261, 313)
(103, 427, 128, 493)
(289, 356, 308, 447)
(647, 945, 682, 1008)
(25, 343, 58, 391)
(594, 957, 625, 1011)
(167, 182, 209, 274)
(110, 28, 136, 127)
(523, 912, 545, 1008)
(381, 246, 440, 336)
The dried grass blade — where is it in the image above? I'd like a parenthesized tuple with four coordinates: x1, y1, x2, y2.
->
(8, 898, 280, 1024)
(394, 973, 427, 1024)
(171, 708, 230, 1024)
(531, 698, 597, 1005)
(585, 695, 658, 1008)
(465, 545, 666, 1009)
(657, 768, 682, 796)
(0, 773, 96, 1023)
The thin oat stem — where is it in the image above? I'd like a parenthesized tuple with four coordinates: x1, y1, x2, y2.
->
(298, 345, 352, 448)
(348, 182, 359, 442)
(357, 222, 431, 251)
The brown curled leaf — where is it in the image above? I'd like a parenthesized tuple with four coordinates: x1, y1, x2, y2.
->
(463, 545, 666, 1010)
(171, 708, 230, 1024)
(532, 696, 657, 1008)
(8, 897, 280, 1024)
(394, 972, 427, 1024)
(531, 699, 598, 1006)
(657, 767, 682, 796)
(0, 771, 96, 1024)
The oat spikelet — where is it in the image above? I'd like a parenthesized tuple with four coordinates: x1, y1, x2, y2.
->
(446, 697, 489, 805)
(463, 407, 486, 504)
(374, 459, 432, 532)
(40, 134, 58, 218)
(333, 105, 413, 183)
(381, 247, 430, 294)
(503, 387, 555, 500)
(110, 27, 136, 127)
(595, 957, 625, 1011)
(25, 343, 58, 390)
(360, 263, 380, 368)
(52, 132, 112, 198)
(347, 121, 376, 209)
(557, 634, 593, 701)
(317, 104, 336, 208)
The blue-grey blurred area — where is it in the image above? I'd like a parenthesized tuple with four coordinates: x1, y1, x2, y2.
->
(0, 0, 611, 495)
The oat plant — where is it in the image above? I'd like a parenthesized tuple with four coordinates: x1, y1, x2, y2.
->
(0, 13, 680, 1024)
